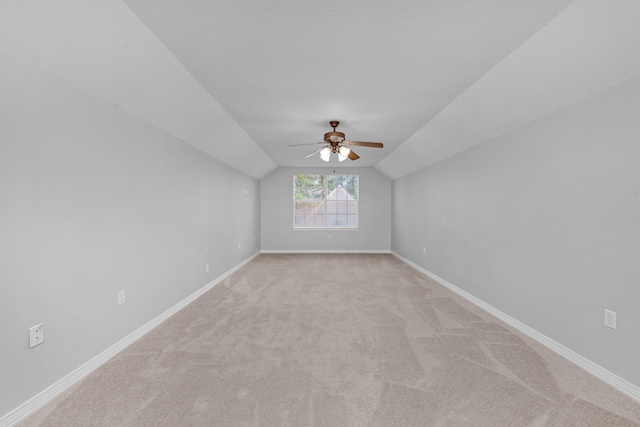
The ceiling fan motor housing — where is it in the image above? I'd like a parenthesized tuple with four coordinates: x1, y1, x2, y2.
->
(324, 131, 345, 144)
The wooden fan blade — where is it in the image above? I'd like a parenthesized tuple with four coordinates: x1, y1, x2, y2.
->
(304, 147, 324, 158)
(348, 150, 360, 160)
(288, 142, 325, 147)
(345, 140, 383, 148)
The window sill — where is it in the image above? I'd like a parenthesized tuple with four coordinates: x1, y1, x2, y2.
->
(293, 227, 359, 231)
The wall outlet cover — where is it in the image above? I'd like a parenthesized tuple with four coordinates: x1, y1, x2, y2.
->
(604, 309, 617, 329)
(29, 323, 44, 348)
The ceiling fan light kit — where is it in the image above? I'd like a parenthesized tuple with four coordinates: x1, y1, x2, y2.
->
(289, 121, 383, 162)
(320, 146, 331, 162)
(338, 146, 351, 162)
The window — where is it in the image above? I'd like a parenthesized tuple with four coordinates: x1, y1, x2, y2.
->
(294, 174, 359, 228)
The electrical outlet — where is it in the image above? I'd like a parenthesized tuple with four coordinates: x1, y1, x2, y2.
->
(29, 323, 44, 348)
(604, 309, 617, 329)
(118, 290, 125, 306)
(423, 246, 426, 254)
(206, 264, 210, 272)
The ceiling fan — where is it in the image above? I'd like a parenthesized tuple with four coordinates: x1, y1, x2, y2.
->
(288, 121, 383, 162)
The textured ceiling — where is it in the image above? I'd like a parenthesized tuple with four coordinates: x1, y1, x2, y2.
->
(2, 0, 640, 179)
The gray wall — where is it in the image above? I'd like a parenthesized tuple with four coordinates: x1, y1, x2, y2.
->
(391, 74, 640, 388)
(0, 52, 260, 417)
(261, 167, 391, 252)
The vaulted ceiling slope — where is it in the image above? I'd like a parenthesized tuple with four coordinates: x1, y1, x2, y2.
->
(2, 1, 640, 180)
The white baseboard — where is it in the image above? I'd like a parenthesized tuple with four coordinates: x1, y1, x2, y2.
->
(0, 252, 260, 427)
(260, 249, 391, 254)
(7, 250, 636, 427)
(391, 251, 640, 404)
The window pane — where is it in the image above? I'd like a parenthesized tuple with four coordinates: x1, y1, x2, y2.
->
(295, 201, 321, 215)
(327, 175, 337, 192)
(294, 174, 358, 228)
(294, 175, 324, 200)
(337, 188, 347, 200)
(295, 174, 324, 188)
(327, 201, 354, 214)
(327, 187, 348, 200)
(346, 187, 358, 200)
(296, 188, 324, 200)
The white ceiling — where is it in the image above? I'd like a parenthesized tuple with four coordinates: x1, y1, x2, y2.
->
(2, 0, 640, 180)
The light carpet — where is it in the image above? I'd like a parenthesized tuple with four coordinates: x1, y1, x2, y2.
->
(19, 254, 640, 426)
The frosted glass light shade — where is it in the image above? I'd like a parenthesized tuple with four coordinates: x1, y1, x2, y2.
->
(338, 146, 350, 162)
(320, 147, 331, 162)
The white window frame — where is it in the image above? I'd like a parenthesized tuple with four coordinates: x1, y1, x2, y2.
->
(293, 174, 359, 229)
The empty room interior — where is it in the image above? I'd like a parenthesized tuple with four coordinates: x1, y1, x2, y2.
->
(2, 1, 640, 425)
